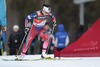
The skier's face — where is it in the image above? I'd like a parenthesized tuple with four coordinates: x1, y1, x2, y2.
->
(43, 11, 50, 15)
(13, 28, 19, 32)
(42, 6, 51, 15)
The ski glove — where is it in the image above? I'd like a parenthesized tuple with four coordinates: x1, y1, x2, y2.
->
(24, 27, 30, 33)
(53, 22, 56, 26)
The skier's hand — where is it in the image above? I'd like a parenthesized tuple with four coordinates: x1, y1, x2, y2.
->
(24, 27, 30, 33)
(53, 22, 56, 26)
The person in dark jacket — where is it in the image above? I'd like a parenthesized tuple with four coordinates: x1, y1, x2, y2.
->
(8, 25, 22, 55)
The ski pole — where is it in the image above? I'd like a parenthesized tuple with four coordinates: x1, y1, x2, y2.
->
(46, 25, 55, 54)
(15, 30, 28, 57)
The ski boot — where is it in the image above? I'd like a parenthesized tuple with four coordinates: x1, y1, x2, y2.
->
(15, 52, 25, 60)
(41, 52, 51, 59)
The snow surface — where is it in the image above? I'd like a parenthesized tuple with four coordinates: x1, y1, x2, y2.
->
(0, 54, 100, 67)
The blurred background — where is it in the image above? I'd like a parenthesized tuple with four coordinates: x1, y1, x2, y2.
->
(3, 0, 100, 55)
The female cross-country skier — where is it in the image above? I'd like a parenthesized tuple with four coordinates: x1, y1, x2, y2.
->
(18, 4, 56, 59)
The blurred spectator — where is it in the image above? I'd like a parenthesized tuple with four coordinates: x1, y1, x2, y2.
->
(0, 0, 7, 55)
(0, 31, 6, 55)
(55, 24, 69, 51)
(76, 25, 84, 40)
(0, 0, 7, 31)
(8, 25, 22, 55)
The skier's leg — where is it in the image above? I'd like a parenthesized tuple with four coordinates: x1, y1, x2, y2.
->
(42, 34, 49, 52)
(21, 25, 38, 56)
(39, 29, 50, 58)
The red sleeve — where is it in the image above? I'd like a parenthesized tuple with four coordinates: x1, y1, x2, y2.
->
(52, 15, 56, 23)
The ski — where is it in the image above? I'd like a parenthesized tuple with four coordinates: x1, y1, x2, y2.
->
(2, 58, 29, 61)
(2, 57, 55, 61)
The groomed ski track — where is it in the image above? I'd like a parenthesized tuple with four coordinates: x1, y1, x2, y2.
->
(0, 54, 100, 67)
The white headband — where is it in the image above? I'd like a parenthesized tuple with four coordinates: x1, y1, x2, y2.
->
(43, 6, 51, 13)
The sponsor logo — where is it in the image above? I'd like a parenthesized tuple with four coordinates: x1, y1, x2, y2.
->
(73, 41, 99, 51)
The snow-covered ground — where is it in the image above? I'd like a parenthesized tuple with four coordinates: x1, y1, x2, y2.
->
(0, 54, 100, 67)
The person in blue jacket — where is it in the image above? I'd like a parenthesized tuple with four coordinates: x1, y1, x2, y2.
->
(0, 31, 6, 55)
(0, 0, 7, 56)
(0, 0, 7, 31)
(55, 24, 69, 51)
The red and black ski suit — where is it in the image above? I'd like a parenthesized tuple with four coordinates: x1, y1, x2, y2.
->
(21, 10, 56, 55)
